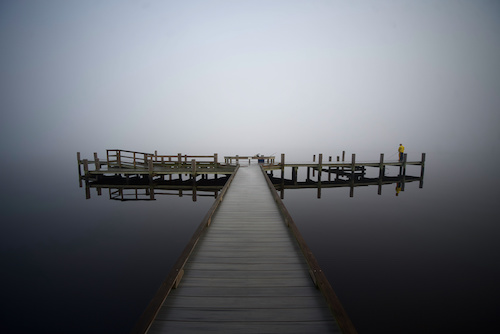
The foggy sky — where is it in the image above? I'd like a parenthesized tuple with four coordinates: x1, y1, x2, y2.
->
(1, 0, 499, 161)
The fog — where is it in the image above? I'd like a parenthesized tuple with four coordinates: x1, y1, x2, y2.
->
(1, 0, 499, 162)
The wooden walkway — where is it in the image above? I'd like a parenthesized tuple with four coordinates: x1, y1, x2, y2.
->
(145, 164, 344, 334)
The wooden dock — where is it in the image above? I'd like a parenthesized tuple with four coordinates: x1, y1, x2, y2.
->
(77, 149, 426, 333)
(131, 164, 355, 334)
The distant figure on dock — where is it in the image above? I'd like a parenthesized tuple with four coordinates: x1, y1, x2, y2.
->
(398, 144, 405, 162)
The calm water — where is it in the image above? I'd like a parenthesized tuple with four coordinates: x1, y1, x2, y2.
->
(1, 150, 498, 333)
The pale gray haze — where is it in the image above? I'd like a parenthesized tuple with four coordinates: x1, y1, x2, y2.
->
(1, 0, 499, 161)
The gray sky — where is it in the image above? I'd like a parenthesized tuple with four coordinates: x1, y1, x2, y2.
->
(1, 0, 499, 161)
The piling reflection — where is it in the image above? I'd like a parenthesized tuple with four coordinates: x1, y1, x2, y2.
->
(81, 174, 229, 201)
(265, 164, 424, 199)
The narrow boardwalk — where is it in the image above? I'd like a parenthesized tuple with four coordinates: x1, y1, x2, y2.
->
(147, 164, 341, 333)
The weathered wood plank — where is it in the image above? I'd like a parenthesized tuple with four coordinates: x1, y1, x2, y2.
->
(155, 306, 336, 322)
(172, 285, 324, 297)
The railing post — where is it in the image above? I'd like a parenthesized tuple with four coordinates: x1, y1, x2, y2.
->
(94, 152, 100, 171)
(117, 151, 122, 168)
(214, 153, 218, 168)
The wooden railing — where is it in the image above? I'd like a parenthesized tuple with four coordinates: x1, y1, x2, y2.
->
(106, 150, 220, 169)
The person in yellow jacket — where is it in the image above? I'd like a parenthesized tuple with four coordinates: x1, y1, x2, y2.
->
(398, 144, 405, 161)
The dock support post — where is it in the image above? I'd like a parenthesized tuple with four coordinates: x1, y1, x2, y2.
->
(401, 153, 407, 177)
(317, 154, 323, 198)
(83, 159, 90, 198)
(292, 167, 298, 185)
(192, 177, 197, 202)
(318, 153, 323, 182)
(419, 153, 426, 188)
(342, 151, 345, 162)
(350, 154, 355, 197)
(77, 152, 82, 187)
(93, 152, 98, 169)
(281, 153, 285, 199)
(191, 159, 197, 179)
(83, 159, 89, 179)
(148, 159, 154, 183)
(378, 153, 384, 195)
(214, 153, 218, 168)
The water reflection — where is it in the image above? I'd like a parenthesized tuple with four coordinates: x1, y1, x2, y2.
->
(266, 163, 424, 199)
(81, 174, 229, 201)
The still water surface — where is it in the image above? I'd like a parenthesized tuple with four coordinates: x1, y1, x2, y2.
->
(1, 150, 498, 333)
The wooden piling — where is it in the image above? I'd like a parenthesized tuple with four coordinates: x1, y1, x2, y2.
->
(292, 167, 298, 185)
(77, 152, 82, 187)
(350, 154, 355, 197)
(148, 159, 154, 183)
(94, 153, 100, 171)
(191, 159, 197, 178)
(318, 153, 323, 183)
(378, 153, 384, 195)
(281, 153, 285, 199)
(419, 153, 426, 188)
(83, 159, 89, 178)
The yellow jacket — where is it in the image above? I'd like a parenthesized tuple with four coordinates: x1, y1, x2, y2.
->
(398, 145, 405, 153)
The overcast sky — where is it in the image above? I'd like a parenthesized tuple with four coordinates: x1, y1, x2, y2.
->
(1, 0, 499, 161)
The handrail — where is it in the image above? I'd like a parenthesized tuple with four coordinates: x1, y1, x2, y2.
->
(259, 165, 358, 334)
(130, 165, 240, 334)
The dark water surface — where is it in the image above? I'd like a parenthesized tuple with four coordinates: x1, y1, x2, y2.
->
(281, 151, 500, 333)
(1, 150, 498, 333)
